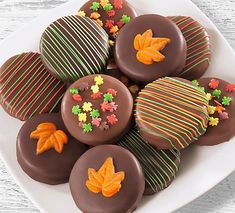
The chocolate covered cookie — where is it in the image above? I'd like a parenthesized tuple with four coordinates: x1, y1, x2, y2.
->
(78, 0, 137, 40)
(194, 78, 235, 146)
(168, 16, 211, 79)
(40, 15, 110, 83)
(0, 52, 66, 121)
(17, 113, 87, 185)
(69, 145, 145, 213)
(118, 126, 181, 195)
(61, 74, 133, 146)
(114, 14, 187, 84)
(135, 77, 209, 149)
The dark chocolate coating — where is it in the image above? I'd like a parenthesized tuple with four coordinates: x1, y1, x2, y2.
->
(117, 126, 181, 195)
(79, 0, 137, 40)
(168, 16, 211, 79)
(0, 52, 66, 121)
(106, 68, 142, 99)
(69, 145, 145, 213)
(17, 113, 88, 185)
(196, 78, 235, 146)
(40, 16, 110, 83)
(114, 14, 187, 84)
(135, 77, 209, 149)
(61, 74, 133, 146)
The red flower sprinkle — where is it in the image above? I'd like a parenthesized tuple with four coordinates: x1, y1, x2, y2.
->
(91, 92, 103, 100)
(209, 79, 219, 89)
(117, 21, 125, 28)
(107, 114, 118, 125)
(226, 84, 235, 92)
(72, 94, 82, 102)
(114, 0, 123, 9)
(107, 10, 115, 17)
(100, 101, 112, 112)
(107, 88, 117, 97)
(105, 20, 114, 29)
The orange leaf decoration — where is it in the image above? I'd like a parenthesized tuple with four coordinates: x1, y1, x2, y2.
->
(30, 123, 68, 155)
(86, 157, 125, 197)
(134, 29, 171, 65)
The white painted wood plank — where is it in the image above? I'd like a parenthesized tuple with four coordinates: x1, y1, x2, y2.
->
(0, 0, 235, 212)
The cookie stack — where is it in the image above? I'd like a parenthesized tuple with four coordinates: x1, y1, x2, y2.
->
(1, 0, 235, 212)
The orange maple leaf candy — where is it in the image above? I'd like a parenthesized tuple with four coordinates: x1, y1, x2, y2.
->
(86, 157, 125, 197)
(30, 122, 68, 155)
(134, 29, 171, 65)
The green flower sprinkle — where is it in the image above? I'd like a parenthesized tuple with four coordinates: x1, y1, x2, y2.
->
(72, 105, 81, 115)
(192, 80, 199, 86)
(83, 123, 93, 133)
(222, 96, 232, 106)
(197, 86, 205, 94)
(103, 93, 113, 102)
(213, 89, 222, 99)
(103, 3, 113, 12)
(121, 15, 131, 24)
(90, 109, 100, 118)
(90, 2, 100, 11)
(70, 88, 79, 94)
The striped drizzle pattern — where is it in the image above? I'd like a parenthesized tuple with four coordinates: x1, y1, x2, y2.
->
(168, 16, 211, 77)
(118, 126, 180, 193)
(40, 15, 110, 83)
(0, 52, 66, 120)
(135, 77, 209, 149)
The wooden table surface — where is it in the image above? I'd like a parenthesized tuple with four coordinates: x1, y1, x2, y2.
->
(0, 0, 235, 212)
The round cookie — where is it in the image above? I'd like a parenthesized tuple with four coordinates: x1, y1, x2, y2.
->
(194, 78, 235, 146)
(118, 126, 181, 195)
(78, 0, 137, 40)
(168, 16, 211, 79)
(17, 113, 88, 185)
(40, 15, 110, 83)
(114, 14, 187, 84)
(135, 77, 209, 149)
(61, 74, 133, 146)
(69, 145, 145, 213)
(0, 52, 66, 121)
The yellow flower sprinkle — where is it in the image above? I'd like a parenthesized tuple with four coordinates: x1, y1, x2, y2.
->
(94, 75, 104, 86)
(206, 93, 212, 101)
(209, 117, 219, 126)
(109, 40, 115, 46)
(78, 113, 87, 122)
(82, 102, 93, 112)
(100, 0, 109, 7)
(90, 12, 101, 20)
(91, 84, 99, 94)
(208, 105, 216, 115)
(77, 10, 86, 17)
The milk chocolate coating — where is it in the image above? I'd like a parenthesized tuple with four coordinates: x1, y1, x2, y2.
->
(0, 52, 66, 121)
(114, 14, 187, 84)
(135, 77, 209, 149)
(61, 74, 133, 146)
(40, 16, 110, 83)
(79, 0, 137, 40)
(117, 126, 181, 195)
(69, 145, 145, 213)
(168, 16, 211, 79)
(196, 78, 235, 146)
(17, 113, 88, 185)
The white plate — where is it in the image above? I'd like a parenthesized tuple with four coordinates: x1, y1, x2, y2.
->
(0, 0, 235, 212)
